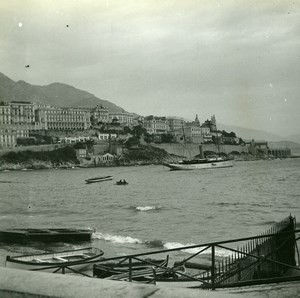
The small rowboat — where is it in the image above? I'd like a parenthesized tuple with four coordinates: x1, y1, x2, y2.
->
(115, 180, 128, 185)
(85, 176, 113, 184)
(5, 247, 104, 273)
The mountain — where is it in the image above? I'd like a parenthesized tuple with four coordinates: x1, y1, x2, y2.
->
(0, 72, 126, 112)
(218, 123, 285, 142)
(285, 134, 300, 144)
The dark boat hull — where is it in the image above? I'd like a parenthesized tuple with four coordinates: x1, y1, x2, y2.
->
(0, 228, 93, 243)
(85, 176, 113, 184)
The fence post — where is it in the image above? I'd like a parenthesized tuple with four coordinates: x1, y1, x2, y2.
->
(129, 257, 132, 282)
(211, 245, 215, 290)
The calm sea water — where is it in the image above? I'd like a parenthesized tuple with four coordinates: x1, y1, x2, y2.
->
(0, 159, 299, 266)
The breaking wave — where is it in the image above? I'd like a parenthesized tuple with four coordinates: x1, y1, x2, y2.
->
(136, 205, 160, 211)
(92, 232, 231, 257)
(163, 242, 231, 257)
(92, 232, 142, 244)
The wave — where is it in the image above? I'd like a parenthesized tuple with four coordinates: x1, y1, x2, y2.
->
(163, 242, 231, 257)
(92, 232, 142, 244)
(92, 232, 232, 257)
(136, 205, 160, 211)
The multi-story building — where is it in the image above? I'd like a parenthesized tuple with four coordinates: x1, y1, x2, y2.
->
(108, 112, 134, 127)
(91, 105, 109, 124)
(35, 107, 91, 131)
(201, 126, 212, 143)
(0, 102, 11, 125)
(167, 117, 184, 133)
(10, 101, 35, 127)
(143, 116, 169, 135)
(0, 102, 33, 148)
(203, 115, 217, 132)
(183, 115, 203, 144)
(0, 127, 16, 148)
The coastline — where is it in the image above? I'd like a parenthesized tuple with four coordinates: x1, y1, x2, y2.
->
(0, 155, 294, 172)
(0, 143, 297, 172)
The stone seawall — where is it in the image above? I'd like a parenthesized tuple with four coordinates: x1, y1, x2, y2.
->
(152, 143, 248, 158)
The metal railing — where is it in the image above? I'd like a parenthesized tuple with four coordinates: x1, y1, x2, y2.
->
(31, 216, 300, 290)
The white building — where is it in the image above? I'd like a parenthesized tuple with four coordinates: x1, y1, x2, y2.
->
(143, 116, 169, 135)
(108, 112, 134, 127)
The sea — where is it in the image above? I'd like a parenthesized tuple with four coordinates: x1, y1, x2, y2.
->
(0, 158, 300, 268)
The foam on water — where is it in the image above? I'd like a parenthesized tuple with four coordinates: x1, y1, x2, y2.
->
(164, 242, 232, 257)
(136, 205, 159, 211)
(92, 232, 232, 257)
(92, 232, 143, 244)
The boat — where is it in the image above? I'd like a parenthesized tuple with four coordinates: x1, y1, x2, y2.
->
(164, 121, 234, 171)
(164, 156, 234, 171)
(5, 247, 104, 273)
(155, 261, 210, 288)
(115, 180, 128, 185)
(93, 256, 169, 279)
(85, 176, 113, 184)
(100, 259, 204, 287)
(0, 228, 94, 243)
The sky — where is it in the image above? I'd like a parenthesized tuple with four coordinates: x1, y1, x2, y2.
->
(0, 0, 299, 137)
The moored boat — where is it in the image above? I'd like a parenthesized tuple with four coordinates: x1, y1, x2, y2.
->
(115, 180, 128, 185)
(85, 176, 113, 184)
(5, 247, 104, 273)
(164, 157, 234, 171)
(0, 228, 94, 243)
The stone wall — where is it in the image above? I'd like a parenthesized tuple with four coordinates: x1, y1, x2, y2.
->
(152, 143, 248, 158)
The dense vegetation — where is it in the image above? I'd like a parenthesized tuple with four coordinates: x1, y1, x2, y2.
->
(0, 146, 79, 166)
(118, 145, 175, 165)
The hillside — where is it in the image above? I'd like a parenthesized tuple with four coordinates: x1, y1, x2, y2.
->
(218, 123, 285, 142)
(0, 72, 126, 112)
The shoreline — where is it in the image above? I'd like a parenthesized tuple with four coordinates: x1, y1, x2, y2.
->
(0, 156, 296, 172)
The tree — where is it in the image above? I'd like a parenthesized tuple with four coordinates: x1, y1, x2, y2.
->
(144, 133, 153, 144)
(161, 133, 173, 143)
(124, 137, 140, 148)
(132, 125, 147, 139)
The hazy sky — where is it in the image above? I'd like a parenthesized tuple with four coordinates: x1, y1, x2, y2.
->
(1, 0, 299, 136)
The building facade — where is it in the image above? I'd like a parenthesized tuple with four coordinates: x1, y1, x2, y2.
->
(167, 117, 184, 132)
(0, 102, 33, 148)
(91, 105, 109, 124)
(35, 107, 91, 131)
(108, 112, 134, 127)
(143, 116, 169, 135)
(0, 103, 11, 125)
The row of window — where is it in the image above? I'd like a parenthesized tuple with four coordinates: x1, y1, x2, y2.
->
(43, 110, 86, 115)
